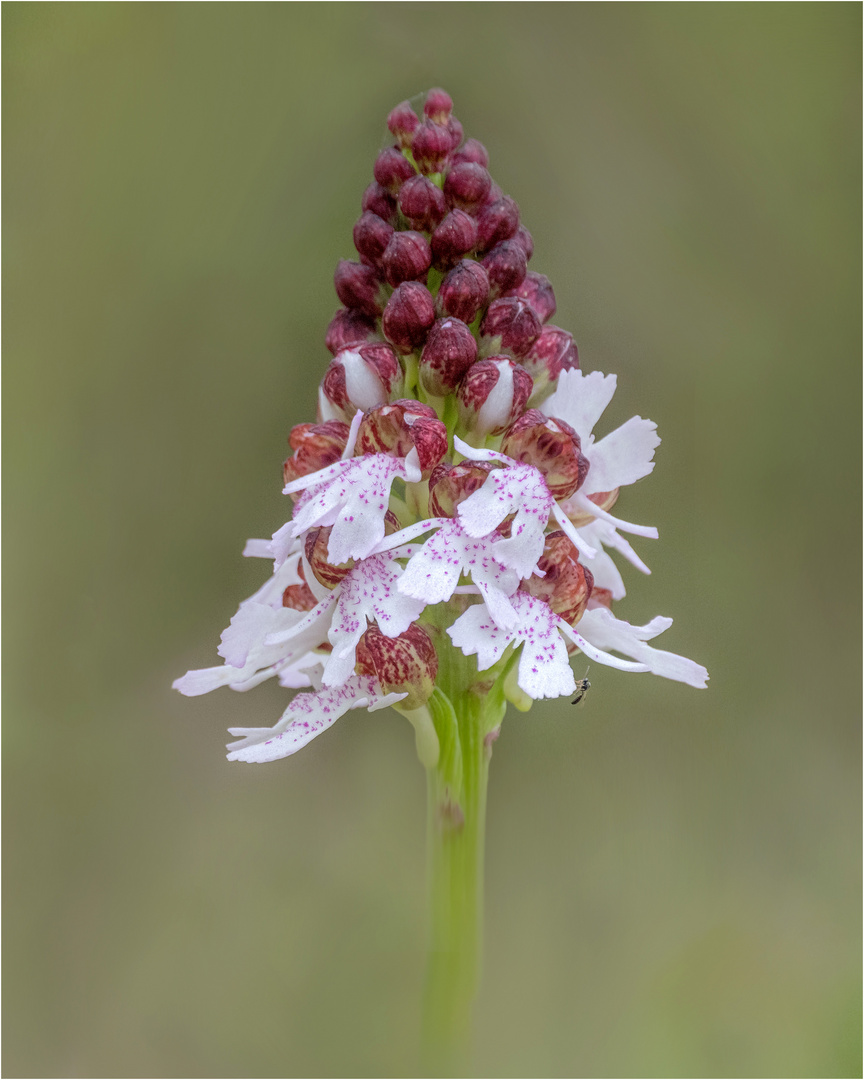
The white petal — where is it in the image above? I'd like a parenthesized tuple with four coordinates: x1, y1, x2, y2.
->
(397, 523, 466, 606)
(340, 348, 387, 411)
(218, 601, 305, 668)
(173, 665, 242, 696)
(243, 539, 272, 559)
(583, 417, 660, 494)
(447, 604, 511, 672)
(576, 607, 708, 688)
(542, 369, 617, 443)
(509, 594, 577, 699)
(566, 490, 658, 540)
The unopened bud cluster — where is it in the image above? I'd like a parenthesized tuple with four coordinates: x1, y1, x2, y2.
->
(175, 89, 707, 764)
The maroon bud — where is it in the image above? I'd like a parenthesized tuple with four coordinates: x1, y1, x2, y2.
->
(334, 259, 387, 317)
(306, 511, 401, 590)
(501, 410, 589, 499)
(412, 120, 452, 174)
(481, 239, 528, 297)
(431, 209, 478, 270)
(325, 308, 379, 355)
(382, 230, 432, 286)
(505, 271, 556, 323)
(424, 88, 453, 123)
(428, 460, 497, 517)
(398, 174, 447, 231)
(282, 562, 320, 612)
(457, 356, 533, 436)
(355, 623, 438, 709)
(356, 399, 448, 475)
(446, 116, 463, 151)
(444, 162, 492, 211)
(382, 281, 436, 353)
(387, 101, 420, 147)
(521, 325, 578, 401)
(514, 224, 534, 261)
(419, 317, 478, 397)
(321, 342, 403, 418)
(482, 180, 503, 206)
(564, 488, 620, 528)
(519, 531, 594, 626)
(353, 211, 395, 265)
(373, 146, 417, 193)
(476, 195, 520, 252)
(282, 420, 351, 488)
(436, 259, 490, 323)
(452, 138, 489, 168)
(479, 297, 541, 358)
(362, 181, 397, 223)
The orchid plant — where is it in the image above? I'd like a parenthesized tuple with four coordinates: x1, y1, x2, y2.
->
(174, 89, 708, 1071)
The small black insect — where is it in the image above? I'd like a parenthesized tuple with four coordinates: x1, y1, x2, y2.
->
(571, 670, 591, 705)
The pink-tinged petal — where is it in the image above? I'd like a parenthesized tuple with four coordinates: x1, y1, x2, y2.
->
(323, 553, 427, 687)
(541, 369, 617, 443)
(218, 601, 306, 668)
(245, 550, 306, 609)
(510, 594, 577, 699)
(564, 490, 659, 540)
(173, 666, 241, 697)
(574, 608, 709, 688)
(447, 604, 511, 672)
(582, 416, 660, 494)
(264, 592, 338, 648)
(269, 521, 300, 568)
(226, 675, 407, 763)
(243, 539, 272, 559)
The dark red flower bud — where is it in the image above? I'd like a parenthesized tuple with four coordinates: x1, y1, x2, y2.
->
(476, 195, 520, 252)
(514, 224, 534, 261)
(355, 623, 438, 709)
(431, 209, 478, 271)
(387, 100, 420, 147)
(362, 181, 397, 223)
(428, 460, 497, 517)
(436, 259, 490, 323)
(356, 399, 448, 475)
(353, 211, 395, 265)
(412, 120, 452, 174)
(521, 325, 578, 401)
(481, 239, 528, 297)
(397, 174, 447, 231)
(382, 281, 436, 353)
(479, 297, 541, 358)
(501, 410, 589, 499)
(424, 88, 453, 124)
(446, 116, 463, 151)
(282, 561, 319, 612)
(282, 420, 351, 488)
(505, 271, 556, 323)
(519, 531, 594, 626)
(334, 259, 387, 317)
(382, 230, 432, 286)
(419, 317, 478, 397)
(444, 162, 492, 211)
(325, 308, 379, 355)
(320, 342, 403, 419)
(482, 181, 503, 206)
(457, 356, 533, 436)
(373, 146, 417, 193)
(453, 138, 490, 168)
(305, 510, 401, 590)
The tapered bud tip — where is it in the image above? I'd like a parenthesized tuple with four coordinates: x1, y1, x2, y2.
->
(382, 281, 436, 353)
(505, 271, 556, 323)
(362, 181, 397, 223)
(457, 355, 533, 436)
(447, 116, 464, 151)
(355, 623, 438, 710)
(428, 460, 497, 517)
(412, 120, 453, 175)
(521, 325, 578, 402)
(353, 212, 395, 265)
(479, 297, 541, 358)
(444, 162, 492, 211)
(387, 101, 420, 146)
(514, 225, 534, 261)
(476, 195, 520, 252)
(382, 230, 432, 286)
(482, 239, 528, 297)
(373, 146, 417, 193)
(520, 531, 594, 626)
(419, 316, 478, 397)
(501, 410, 589, 499)
(325, 308, 379, 355)
(436, 259, 490, 323)
(424, 88, 453, 123)
(453, 138, 489, 168)
(398, 174, 447, 231)
(334, 259, 387, 317)
(356, 399, 447, 474)
(283, 420, 351, 488)
(431, 209, 478, 271)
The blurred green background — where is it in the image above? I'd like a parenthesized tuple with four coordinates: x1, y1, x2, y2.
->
(4, 3, 860, 1077)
